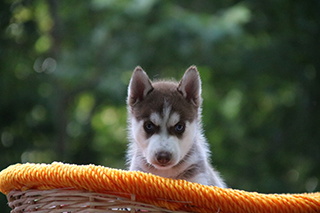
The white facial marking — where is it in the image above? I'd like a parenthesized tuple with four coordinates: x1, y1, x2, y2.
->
(178, 121, 196, 161)
(162, 101, 171, 122)
(150, 112, 161, 126)
(131, 118, 147, 149)
(167, 112, 180, 127)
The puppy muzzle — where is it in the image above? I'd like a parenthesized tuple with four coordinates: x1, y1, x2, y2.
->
(155, 151, 172, 166)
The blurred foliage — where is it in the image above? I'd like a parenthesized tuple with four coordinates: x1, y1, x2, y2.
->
(1, 0, 320, 210)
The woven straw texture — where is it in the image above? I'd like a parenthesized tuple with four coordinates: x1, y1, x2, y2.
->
(0, 162, 320, 213)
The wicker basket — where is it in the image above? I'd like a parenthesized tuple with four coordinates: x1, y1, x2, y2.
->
(1, 162, 320, 213)
(7, 188, 185, 212)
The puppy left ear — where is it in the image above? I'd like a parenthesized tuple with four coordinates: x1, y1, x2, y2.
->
(177, 66, 202, 107)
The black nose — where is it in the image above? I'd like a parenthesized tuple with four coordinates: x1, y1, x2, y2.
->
(156, 151, 172, 165)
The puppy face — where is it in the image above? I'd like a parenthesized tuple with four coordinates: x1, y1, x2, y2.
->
(130, 102, 197, 169)
(128, 66, 202, 170)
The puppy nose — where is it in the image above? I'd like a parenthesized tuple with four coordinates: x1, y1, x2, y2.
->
(156, 151, 172, 165)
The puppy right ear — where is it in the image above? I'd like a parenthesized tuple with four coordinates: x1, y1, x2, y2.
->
(127, 66, 153, 106)
(177, 66, 202, 107)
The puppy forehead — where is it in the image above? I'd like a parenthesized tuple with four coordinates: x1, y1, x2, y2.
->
(150, 111, 180, 126)
(130, 83, 198, 122)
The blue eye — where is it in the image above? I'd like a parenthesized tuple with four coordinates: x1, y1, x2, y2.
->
(144, 121, 155, 133)
(175, 122, 185, 134)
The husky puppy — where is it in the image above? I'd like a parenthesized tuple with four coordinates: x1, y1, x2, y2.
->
(126, 66, 226, 187)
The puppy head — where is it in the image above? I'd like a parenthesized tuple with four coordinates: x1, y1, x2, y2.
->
(127, 66, 202, 169)
(127, 66, 202, 108)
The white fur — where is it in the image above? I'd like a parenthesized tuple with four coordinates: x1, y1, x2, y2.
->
(128, 111, 226, 187)
(128, 116, 226, 187)
(167, 112, 180, 127)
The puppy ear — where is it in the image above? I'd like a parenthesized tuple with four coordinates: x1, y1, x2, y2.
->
(177, 66, 202, 107)
(128, 66, 153, 106)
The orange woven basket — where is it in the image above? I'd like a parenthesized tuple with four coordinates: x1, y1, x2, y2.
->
(0, 162, 319, 213)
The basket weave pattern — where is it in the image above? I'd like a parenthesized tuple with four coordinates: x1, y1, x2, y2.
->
(7, 189, 184, 212)
(1, 162, 320, 213)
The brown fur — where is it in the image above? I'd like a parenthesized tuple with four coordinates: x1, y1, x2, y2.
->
(129, 81, 199, 123)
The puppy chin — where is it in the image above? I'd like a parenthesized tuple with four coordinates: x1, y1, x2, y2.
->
(148, 158, 178, 170)
(152, 163, 174, 170)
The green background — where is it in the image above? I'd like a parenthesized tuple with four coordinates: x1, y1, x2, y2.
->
(1, 0, 319, 211)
